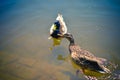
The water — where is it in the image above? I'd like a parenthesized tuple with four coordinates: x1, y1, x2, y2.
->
(0, 0, 120, 80)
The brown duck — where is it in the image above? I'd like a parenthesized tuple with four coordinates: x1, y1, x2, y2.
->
(63, 33, 110, 74)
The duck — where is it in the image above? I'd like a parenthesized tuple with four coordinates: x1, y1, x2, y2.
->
(63, 33, 110, 74)
(49, 14, 67, 39)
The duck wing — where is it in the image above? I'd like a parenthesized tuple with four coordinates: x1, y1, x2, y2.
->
(72, 53, 106, 73)
(70, 45, 108, 73)
(81, 58, 105, 72)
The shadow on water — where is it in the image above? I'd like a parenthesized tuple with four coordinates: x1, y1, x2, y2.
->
(57, 54, 120, 80)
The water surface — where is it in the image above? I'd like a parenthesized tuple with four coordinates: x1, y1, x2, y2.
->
(0, 0, 120, 80)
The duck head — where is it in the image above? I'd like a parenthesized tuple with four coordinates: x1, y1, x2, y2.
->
(64, 33, 75, 44)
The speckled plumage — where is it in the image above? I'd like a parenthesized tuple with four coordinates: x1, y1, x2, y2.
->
(64, 33, 110, 73)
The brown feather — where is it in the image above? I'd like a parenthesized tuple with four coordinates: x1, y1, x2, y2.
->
(64, 33, 110, 73)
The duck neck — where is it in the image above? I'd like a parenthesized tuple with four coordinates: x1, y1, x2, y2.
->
(69, 37, 75, 45)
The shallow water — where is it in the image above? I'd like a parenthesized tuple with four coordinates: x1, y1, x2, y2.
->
(0, 0, 120, 80)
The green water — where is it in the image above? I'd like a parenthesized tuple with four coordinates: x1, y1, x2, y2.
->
(0, 0, 120, 80)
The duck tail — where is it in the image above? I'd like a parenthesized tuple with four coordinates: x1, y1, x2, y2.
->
(56, 13, 67, 34)
(56, 13, 63, 21)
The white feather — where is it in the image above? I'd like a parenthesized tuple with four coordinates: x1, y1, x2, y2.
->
(50, 24, 54, 34)
(50, 13, 67, 35)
